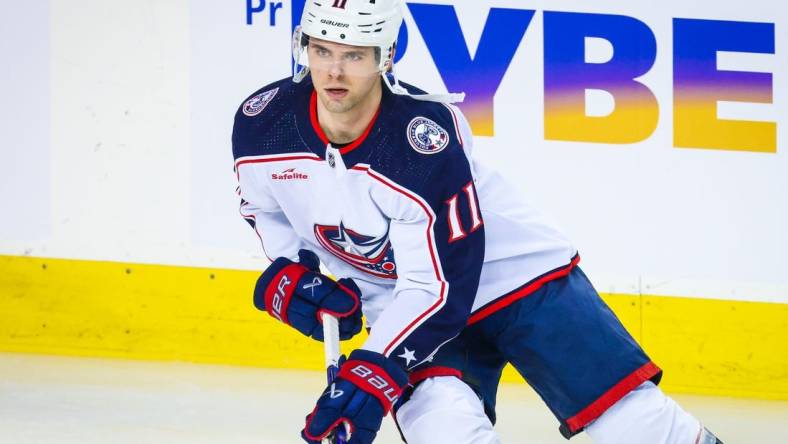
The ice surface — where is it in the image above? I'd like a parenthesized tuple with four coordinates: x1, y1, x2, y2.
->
(0, 353, 785, 443)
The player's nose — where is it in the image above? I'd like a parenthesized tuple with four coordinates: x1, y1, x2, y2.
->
(327, 60, 344, 78)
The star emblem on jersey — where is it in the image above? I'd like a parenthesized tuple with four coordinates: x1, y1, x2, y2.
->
(407, 117, 450, 155)
(314, 222, 397, 279)
(398, 348, 417, 366)
(242, 87, 278, 117)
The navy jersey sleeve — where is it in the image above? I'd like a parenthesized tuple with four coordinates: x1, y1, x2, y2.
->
(362, 143, 485, 371)
(232, 79, 309, 261)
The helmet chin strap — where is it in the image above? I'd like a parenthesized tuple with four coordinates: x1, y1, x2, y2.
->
(381, 69, 465, 104)
(293, 65, 309, 84)
(291, 27, 310, 84)
(379, 44, 465, 103)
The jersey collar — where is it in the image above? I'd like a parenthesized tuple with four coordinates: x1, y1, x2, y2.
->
(309, 90, 381, 156)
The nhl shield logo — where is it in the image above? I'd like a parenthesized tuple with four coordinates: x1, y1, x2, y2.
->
(243, 88, 279, 117)
(407, 117, 450, 155)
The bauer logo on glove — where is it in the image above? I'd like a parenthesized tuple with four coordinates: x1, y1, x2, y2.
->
(302, 349, 408, 444)
(269, 274, 292, 321)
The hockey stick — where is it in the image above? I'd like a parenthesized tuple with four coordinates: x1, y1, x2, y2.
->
(321, 313, 350, 444)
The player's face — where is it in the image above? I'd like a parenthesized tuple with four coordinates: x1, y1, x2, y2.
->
(307, 39, 381, 114)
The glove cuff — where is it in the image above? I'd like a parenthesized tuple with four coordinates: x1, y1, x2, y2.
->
(338, 349, 408, 415)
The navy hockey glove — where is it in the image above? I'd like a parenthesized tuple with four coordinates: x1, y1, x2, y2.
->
(302, 349, 408, 444)
(253, 250, 362, 341)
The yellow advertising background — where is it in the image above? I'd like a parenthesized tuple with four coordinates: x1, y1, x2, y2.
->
(2, 255, 785, 400)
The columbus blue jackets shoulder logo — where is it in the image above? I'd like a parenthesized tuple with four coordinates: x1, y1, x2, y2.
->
(243, 88, 279, 117)
(407, 117, 450, 155)
(314, 222, 397, 279)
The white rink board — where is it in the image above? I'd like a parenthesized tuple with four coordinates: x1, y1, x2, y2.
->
(0, 0, 786, 302)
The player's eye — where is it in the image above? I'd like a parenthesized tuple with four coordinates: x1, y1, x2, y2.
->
(315, 47, 330, 57)
(344, 53, 363, 62)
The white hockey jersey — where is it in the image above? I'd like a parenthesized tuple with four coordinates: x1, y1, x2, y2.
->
(232, 77, 578, 370)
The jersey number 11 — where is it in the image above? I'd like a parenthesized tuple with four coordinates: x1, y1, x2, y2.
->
(446, 182, 483, 243)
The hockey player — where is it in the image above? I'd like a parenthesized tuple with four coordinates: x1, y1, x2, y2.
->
(232, 1, 723, 443)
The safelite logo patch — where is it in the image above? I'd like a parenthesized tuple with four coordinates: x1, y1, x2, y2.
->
(271, 168, 309, 181)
